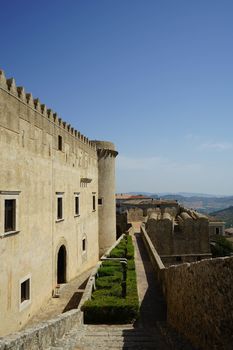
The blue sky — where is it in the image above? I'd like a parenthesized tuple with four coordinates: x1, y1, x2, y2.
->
(1, 0, 233, 195)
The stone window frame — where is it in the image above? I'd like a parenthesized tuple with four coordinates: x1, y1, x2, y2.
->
(19, 274, 31, 312)
(74, 192, 80, 217)
(56, 192, 64, 222)
(0, 191, 21, 238)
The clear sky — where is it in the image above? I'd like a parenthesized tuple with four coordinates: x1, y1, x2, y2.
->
(1, 0, 233, 195)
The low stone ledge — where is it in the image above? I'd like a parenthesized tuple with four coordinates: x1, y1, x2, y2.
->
(140, 224, 165, 285)
(0, 308, 82, 349)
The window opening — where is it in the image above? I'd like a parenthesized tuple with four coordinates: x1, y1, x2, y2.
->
(58, 135, 62, 151)
(75, 196, 79, 216)
(57, 197, 63, 220)
(82, 238, 86, 252)
(92, 195, 96, 211)
(5, 199, 16, 232)
(21, 279, 30, 303)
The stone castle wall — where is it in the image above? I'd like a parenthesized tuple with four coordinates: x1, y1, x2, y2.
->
(127, 208, 144, 222)
(164, 257, 233, 350)
(141, 224, 233, 350)
(0, 70, 102, 336)
(146, 208, 210, 258)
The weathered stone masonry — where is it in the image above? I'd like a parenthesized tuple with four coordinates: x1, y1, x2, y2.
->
(0, 69, 117, 336)
(141, 224, 233, 350)
(164, 257, 233, 350)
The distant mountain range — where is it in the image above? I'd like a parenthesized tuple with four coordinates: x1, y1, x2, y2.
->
(210, 206, 233, 228)
(128, 191, 231, 198)
(127, 192, 233, 214)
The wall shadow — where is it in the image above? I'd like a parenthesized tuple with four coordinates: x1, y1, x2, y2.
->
(62, 277, 89, 313)
(133, 231, 167, 328)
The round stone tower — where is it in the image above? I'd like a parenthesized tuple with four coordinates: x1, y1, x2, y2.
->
(94, 140, 118, 256)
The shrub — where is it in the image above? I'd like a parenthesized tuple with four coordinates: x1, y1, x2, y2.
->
(83, 298, 139, 324)
(98, 265, 122, 277)
(92, 284, 122, 298)
(126, 235, 134, 259)
(110, 247, 126, 258)
(211, 236, 233, 257)
(95, 275, 122, 289)
(82, 235, 139, 324)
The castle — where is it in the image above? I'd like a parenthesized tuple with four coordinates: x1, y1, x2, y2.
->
(0, 69, 118, 336)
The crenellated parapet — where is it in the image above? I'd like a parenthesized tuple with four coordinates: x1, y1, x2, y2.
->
(0, 68, 96, 150)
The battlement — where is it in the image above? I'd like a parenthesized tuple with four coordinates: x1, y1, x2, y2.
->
(0, 69, 96, 150)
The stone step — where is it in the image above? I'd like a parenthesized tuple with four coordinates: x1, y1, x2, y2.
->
(46, 324, 171, 350)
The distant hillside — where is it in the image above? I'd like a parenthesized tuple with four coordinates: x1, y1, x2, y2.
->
(210, 206, 233, 228)
(159, 195, 233, 214)
(125, 192, 233, 214)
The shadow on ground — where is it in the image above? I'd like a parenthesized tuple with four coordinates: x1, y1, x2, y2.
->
(134, 232, 167, 328)
(62, 277, 89, 313)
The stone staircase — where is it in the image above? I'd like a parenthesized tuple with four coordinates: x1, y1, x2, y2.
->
(48, 324, 172, 350)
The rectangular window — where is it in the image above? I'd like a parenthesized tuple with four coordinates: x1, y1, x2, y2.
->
(21, 279, 30, 303)
(57, 197, 63, 220)
(58, 135, 62, 151)
(82, 238, 86, 252)
(92, 195, 96, 211)
(75, 196, 79, 216)
(5, 199, 16, 232)
(98, 198, 103, 205)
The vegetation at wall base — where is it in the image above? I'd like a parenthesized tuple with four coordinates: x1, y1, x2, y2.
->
(82, 235, 139, 324)
(211, 236, 233, 257)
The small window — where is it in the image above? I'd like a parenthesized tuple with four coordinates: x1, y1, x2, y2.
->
(58, 135, 62, 151)
(5, 199, 16, 232)
(57, 197, 63, 220)
(82, 238, 86, 252)
(92, 195, 96, 211)
(98, 198, 103, 205)
(21, 279, 30, 303)
(216, 227, 220, 235)
(75, 195, 80, 216)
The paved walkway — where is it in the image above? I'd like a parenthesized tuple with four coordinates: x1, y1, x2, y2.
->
(131, 222, 167, 328)
(25, 268, 92, 328)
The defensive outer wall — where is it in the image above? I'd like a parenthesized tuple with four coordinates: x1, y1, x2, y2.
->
(0, 69, 117, 336)
(141, 224, 233, 350)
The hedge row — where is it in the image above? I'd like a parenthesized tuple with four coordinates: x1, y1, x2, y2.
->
(82, 235, 139, 324)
